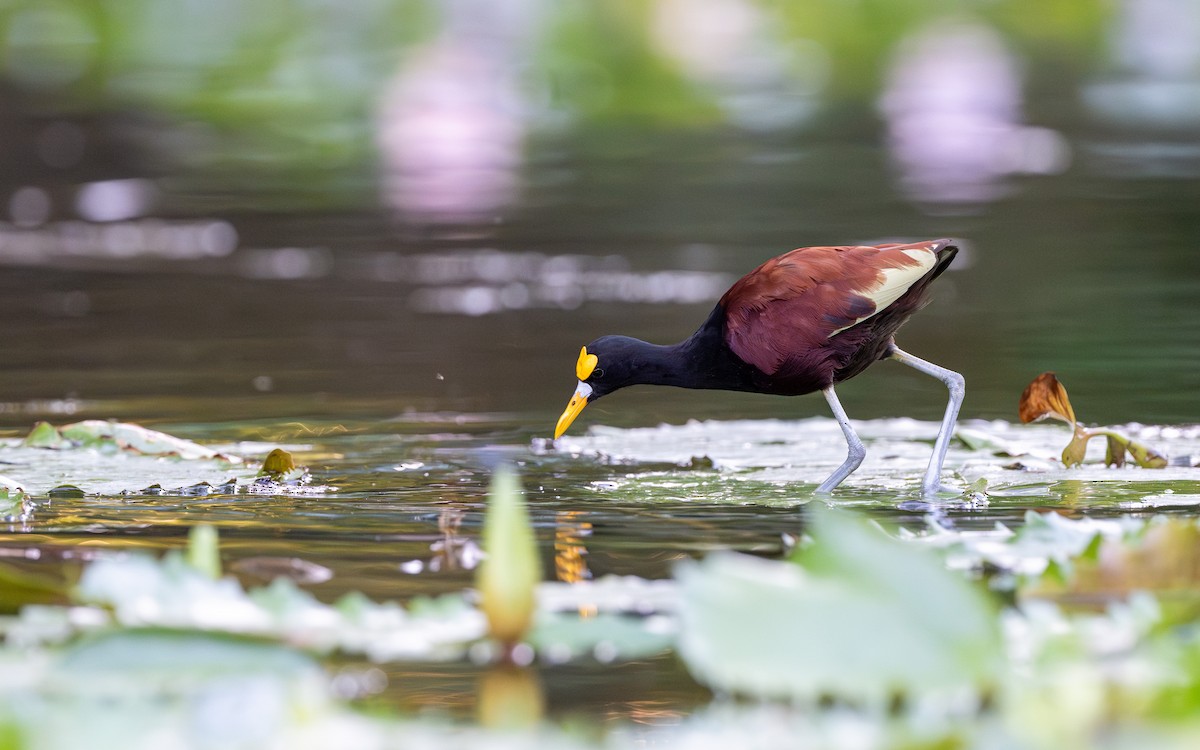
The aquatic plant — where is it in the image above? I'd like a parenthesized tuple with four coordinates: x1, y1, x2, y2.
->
(1019, 372, 1167, 469)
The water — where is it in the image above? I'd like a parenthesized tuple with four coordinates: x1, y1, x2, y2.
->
(2, 95, 1200, 727)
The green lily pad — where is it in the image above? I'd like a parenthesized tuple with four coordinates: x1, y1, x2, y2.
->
(677, 504, 1002, 703)
(0, 420, 335, 498)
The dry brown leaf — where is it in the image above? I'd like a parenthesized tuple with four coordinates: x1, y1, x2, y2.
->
(1018, 372, 1077, 425)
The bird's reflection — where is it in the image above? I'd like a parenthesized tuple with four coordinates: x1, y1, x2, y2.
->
(555, 510, 596, 618)
(428, 507, 482, 572)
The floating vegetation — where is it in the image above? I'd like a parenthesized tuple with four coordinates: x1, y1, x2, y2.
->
(554, 416, 1199, 497)
(21, 419, 239, 461)
(258, 447, 298, 478)
(677, 504, 1001, 704)
(1, 421, 1199, 747)
(0, 421, 331, 499)
(1020, 372, 1168, 469)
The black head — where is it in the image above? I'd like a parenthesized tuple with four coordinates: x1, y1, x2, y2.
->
(553, 335, 658, 439)
(576, 335, 649, 401)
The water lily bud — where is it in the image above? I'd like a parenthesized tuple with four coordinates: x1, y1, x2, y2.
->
(477, 465, 540, 648)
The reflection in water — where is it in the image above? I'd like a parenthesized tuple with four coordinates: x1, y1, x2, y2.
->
(623, 700, 688, 727)
(1084, 0, 1200, 174)
(555, 510, 595, 617)
(398, 508, 482, 575)
(376, 0, 532, 223)
(0, 218, 238, 265)
(650, 0, 827, 130)
(554, 510, 592, 585)
(878, 20, 1069, 208)
(8, 186, 50, 228)
(75, 178, 156, 222)
(3, 4, 98, 90)
(376, 42, 524, 222)
(383, 249, 732, 316)
(476, 664, 544, 729)
(35, 120, 85, 169)
(430, 507, 482, 572)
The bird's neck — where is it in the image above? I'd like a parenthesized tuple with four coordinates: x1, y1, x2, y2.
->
(608, 338, 695, 388)
(621, 306, 754, 391)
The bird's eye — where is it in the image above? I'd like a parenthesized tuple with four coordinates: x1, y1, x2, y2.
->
(592, 368, 605, 379)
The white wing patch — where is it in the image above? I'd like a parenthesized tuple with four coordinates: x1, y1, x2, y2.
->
(828, 247, 937, 336)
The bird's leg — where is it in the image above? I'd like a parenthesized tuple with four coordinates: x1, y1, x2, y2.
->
(888, 345, 965, 496)
(815, 385, 866, 493)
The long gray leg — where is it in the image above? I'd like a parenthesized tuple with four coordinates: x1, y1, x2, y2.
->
(889, 345, 965, 496)
(816, 385, 865, 493)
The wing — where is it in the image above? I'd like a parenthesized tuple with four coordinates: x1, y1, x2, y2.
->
(719, 240, 949, 375)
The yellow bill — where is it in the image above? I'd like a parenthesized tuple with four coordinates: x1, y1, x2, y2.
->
(554, 382, 592, 439)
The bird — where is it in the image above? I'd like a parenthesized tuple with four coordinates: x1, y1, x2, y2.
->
(553, 239, 965, 496)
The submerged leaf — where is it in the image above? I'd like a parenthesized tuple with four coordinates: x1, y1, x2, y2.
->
(477, 465, 540, 648)
(1019, 372, 1077, 425)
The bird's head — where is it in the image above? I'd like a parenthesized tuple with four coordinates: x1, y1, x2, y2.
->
(553, 337, 638, 439)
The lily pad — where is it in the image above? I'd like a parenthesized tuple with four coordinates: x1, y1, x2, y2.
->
(0, 420, 335, 498)
(677, 504, 1001, 703)
(554, 418, 1200, 499)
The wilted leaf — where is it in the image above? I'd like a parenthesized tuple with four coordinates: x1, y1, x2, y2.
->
(477, 465, 540, 648)
(1061, 430, 1090, 467)
(1093, 430, 1167, 470)
(677, 505, 1001, 703)
(1127, 439, 1169, 469)
(1019, 372, 1077, 425)
(1106, 434, 1127, 467)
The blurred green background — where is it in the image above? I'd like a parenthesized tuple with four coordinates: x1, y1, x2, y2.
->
(0, 0, 1198, 428)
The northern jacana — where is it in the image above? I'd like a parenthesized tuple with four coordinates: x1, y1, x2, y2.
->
(554, 239, 964, 496)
